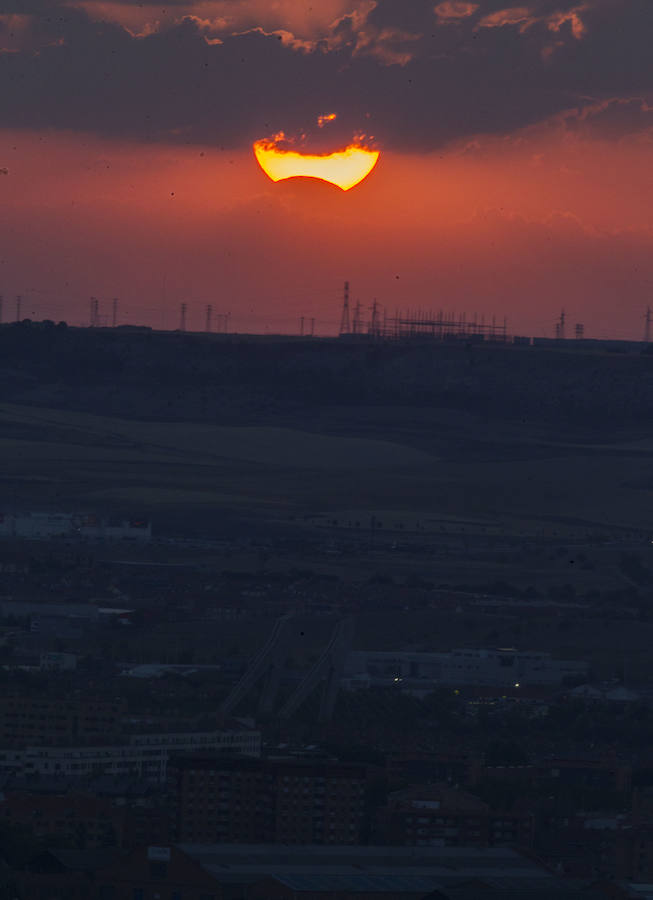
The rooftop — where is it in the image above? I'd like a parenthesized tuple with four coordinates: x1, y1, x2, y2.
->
(182, 844, 555, 884)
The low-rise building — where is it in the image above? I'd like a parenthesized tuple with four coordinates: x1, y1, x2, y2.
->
(536, 753, 632, 794)
(39, 651, 78, 671)
(248, 873, 443, 898)
(374, 784, 534, 849)
(14, 845, 220, 900)
(181, 843, 586, 899)
(0, 728, 261, 781)
(0, 694, 124, 748)
(10, 842, 607, 900)
(343, 647, 588, 689)
(0, 780, 174, 851)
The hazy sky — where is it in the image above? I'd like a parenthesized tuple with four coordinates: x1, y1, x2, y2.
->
(1, 0, 653, 337)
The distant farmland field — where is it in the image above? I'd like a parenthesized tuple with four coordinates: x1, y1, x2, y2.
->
(0, 400, 652, 540)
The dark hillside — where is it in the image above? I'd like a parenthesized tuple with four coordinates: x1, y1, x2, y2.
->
(1, 322, 652, 433)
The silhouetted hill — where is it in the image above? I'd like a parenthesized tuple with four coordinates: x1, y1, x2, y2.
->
(1, 321, 652, 434)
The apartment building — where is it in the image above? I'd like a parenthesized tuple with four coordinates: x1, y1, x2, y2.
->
(173, 755, 369, 845)
(374, 784, 534, 848)
(0, 695, 125, 748)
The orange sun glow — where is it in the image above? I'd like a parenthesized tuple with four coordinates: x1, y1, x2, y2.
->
(253, 139, 380, 191)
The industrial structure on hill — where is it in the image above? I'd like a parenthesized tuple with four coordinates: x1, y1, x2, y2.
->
(5, 284, 652, 346)
(338, 281, 509, 342)
(336, 282, 652, 351)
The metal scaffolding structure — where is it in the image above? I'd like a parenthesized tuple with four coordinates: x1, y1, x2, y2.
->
(378, 309, 509, 341)
(337, 283, 508, 341)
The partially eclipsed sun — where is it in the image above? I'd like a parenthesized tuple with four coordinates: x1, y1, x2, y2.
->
(253, 140, 380, 191)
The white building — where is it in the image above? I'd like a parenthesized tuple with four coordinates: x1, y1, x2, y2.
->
(0, 600, 100, 620)
(0, 511, 151, 542)
(39, 652, 77, 672)
(0, 729, 261, 782)
(342, 651, 445, 688)
(343, 648, 588, 689)
(440, 648, 588, 686)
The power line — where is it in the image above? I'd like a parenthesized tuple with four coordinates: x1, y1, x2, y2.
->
(339, 281, 350, 335)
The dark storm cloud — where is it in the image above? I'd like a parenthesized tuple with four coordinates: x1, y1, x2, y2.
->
(1, 0, 653, 149)
(562, 97, 653, 139)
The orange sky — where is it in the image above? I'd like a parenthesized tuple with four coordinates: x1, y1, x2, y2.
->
(1, 122, 652, 338)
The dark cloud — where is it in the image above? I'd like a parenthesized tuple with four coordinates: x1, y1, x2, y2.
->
(1, 0, 653, 149)
(563, 97, 653, 139)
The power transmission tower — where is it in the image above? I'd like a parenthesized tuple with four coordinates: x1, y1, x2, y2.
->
(205, 304, 212, 333)
(180, 303, 187, 332)
(555, 309, 566, 340)
(111, 298, 118, 328)
(352, 301, 362, 335)
(15, 295, 21, 323)
(369, 299, 379, 336)
(339, 281, 350, 335)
